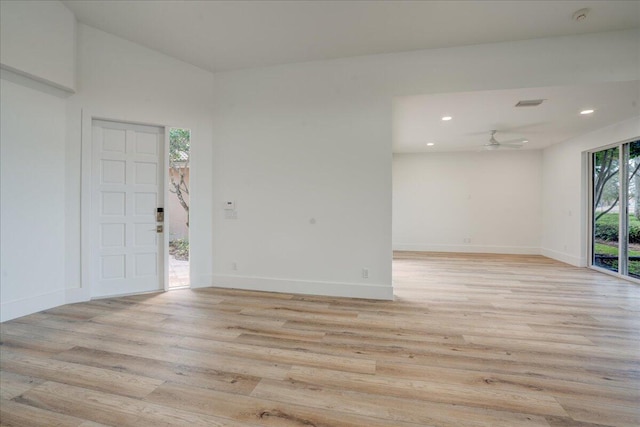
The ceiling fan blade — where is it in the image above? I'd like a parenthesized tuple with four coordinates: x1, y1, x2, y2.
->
(500, 138, 527, 145)
(499, 143, 523, 148)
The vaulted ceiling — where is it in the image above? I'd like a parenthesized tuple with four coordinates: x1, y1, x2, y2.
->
(63, 1, 639, 73)
(63, 1, 639, 152)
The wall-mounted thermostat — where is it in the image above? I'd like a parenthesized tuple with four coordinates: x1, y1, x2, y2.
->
(224, 201, 235, 210)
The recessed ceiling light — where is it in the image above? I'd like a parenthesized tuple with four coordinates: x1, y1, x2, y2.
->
(580, 109, 595, 115)
(441, 116, 452, 121)
(522, 140, 529, 143)
(426, 142, 435, 146)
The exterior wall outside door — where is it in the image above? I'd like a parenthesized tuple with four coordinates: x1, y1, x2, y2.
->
(168, 167, 189, 240)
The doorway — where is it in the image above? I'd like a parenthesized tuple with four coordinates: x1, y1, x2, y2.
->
(168, 128, 190, 289)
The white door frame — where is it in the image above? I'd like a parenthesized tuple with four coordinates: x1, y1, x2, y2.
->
(81, 108, 170, 299)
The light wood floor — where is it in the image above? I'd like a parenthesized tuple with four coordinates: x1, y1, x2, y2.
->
(1, 252, 639, 427)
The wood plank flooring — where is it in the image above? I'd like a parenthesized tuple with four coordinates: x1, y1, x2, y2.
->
(1, 252, 639, 426)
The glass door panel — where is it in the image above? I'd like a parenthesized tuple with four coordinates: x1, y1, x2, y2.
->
(592, 147, 620, 272)
(627, 141, 640, 278)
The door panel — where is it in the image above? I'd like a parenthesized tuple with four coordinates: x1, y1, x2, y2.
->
(92, 120, 164, 298)
(592, 147, 620, 273)
(627, 141, 640, 278)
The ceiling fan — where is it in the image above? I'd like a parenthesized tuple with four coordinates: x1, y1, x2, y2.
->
(483, 130, 526, 150)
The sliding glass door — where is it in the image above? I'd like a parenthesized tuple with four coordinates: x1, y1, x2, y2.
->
(626, 141, 640, 278)
(591, 140, 640, 279)
(592, 146, 620, 273)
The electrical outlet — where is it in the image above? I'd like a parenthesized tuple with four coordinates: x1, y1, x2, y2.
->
(362, 268, 369, 279)
(464, 238, 471, 244)
(230, 262, 237, 271)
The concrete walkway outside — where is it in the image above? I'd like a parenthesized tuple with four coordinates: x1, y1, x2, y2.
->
(169, 255, 189, 288)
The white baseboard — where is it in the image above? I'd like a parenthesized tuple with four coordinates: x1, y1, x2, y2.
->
(208, 275, 394, 300)
(189, 274, 214, 289)
(1, 289, 66, 322)
(65, 287, 91, 304)
(393, 243, 541, 255)
(541, 248, 586, 267)
(3, 248, 587, 322)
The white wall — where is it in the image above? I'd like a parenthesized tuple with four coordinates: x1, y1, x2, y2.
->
(0, 0, 75, 321)
(64, 25, 215, 299)
(211, 63, 393, 299)
(1, 2, 637, 320)
(0, 79, 68, 321)
(393, 150, 542, 254)
(542, 117, 640, 266)
(211, 29, 637, 299)
(0, 0, 75, 91)
(1, 19, 215, 321)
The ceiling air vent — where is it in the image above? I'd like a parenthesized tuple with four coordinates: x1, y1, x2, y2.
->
(515, 99, 545, 107)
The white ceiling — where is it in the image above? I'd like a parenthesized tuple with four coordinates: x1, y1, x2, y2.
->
(393, 81, 640, 153)
(63, 0, 639, 73)
(62, 1, 639, 153)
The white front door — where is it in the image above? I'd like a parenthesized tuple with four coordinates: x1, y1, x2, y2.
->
(91, 119, 164, 298)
